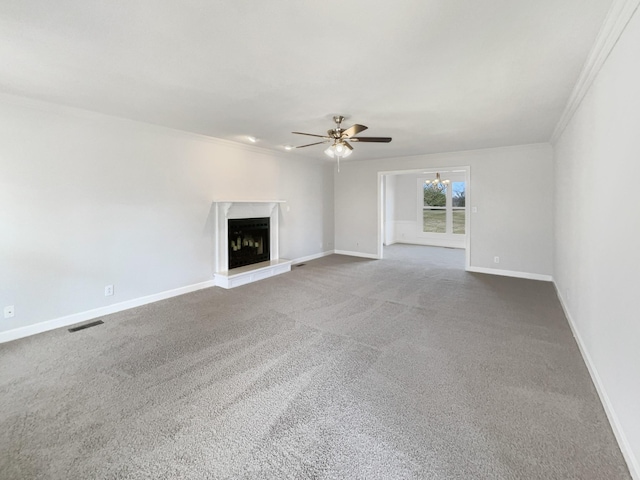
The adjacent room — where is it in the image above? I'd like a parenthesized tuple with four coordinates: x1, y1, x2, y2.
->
(1, 1, 639, 478)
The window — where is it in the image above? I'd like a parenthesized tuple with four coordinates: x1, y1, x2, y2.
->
(423, 182, 447, 233)
(419, 173, 466, 236)
(452, 181, 466, 234)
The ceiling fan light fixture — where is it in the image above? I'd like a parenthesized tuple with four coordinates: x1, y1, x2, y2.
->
(324, 142, 352, 159)
(293, 115, 390, 170)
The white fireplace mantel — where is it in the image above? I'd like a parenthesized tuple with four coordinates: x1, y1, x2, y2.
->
(212, 201, 291, 288)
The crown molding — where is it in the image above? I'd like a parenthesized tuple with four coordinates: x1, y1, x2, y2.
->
(354, 142, 551, 167)
(550, 0, 640, 144)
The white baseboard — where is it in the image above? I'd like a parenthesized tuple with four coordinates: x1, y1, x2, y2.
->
(554, 283, 639, 479)
(291, 250, 335, 264)
(393, 220, 466, 249)
(334, 250, 380, 260)
(0, 280, 216, 344)
(466, 266, 552, 282)
(394, 240, 465, 249)
(0, 250, 337, 343)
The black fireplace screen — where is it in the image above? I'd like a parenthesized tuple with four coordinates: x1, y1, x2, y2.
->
(228, 217, 270, 269)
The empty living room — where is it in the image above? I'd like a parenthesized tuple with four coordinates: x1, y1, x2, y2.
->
(1, 1, 639, 479)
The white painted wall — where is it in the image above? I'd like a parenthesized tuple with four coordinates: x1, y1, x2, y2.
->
(554, 8, 640, 476)
(334, 143, 554, 276)
(393, 174, 417, 221)
(0, 95, 334, 334)
(383, 175, 396, 245)
(391, 173, 420, 247)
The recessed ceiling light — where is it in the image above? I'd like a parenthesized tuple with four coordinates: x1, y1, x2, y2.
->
(284, 145, 293, 151)
(246, 136, 257, 143)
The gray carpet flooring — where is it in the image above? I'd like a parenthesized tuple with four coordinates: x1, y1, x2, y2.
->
(0, 244, 630, 479)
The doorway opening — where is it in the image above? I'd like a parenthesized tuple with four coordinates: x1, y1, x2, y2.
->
(378, 166, 470, 268)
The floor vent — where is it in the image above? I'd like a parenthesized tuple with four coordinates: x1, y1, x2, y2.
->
(296, 263, 306, 267)
(68, 320, 104, 333)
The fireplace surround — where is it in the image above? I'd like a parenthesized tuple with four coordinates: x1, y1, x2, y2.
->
(212, 201, 291, 288)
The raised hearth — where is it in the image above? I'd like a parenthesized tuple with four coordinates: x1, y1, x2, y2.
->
(212, 201, 291, 288)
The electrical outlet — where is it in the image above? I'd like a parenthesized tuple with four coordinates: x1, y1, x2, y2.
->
(104, 285, 114, 296)
(494, 256, 500, 264)
(4, 305, 15, 318)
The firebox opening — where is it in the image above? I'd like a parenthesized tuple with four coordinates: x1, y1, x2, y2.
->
(228, 217, 270, 269)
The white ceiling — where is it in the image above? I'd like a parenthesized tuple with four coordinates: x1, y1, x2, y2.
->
(0, 0, 612, 160)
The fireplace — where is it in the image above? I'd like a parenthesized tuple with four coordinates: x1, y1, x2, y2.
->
(212, 201, 291, 289)
(228, 217, 270, 269)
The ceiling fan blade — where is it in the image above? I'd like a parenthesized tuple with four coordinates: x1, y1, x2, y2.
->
(343, 141, 353, 151)
(341, 124, 368, 138)
(350, 137, 392, 143)
(292, 131, 329, 139)
(295, 141, 329, 148)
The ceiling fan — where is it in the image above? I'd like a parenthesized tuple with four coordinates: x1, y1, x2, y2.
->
(292, 115, 391, 168)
